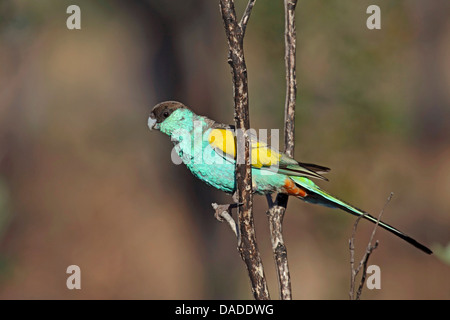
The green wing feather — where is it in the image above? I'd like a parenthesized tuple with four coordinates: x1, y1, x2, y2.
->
(276, 156, 330, 181)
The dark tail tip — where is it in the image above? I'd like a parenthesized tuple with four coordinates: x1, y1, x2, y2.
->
(369, 214, 433, 255)
(401, 234, 433, 255)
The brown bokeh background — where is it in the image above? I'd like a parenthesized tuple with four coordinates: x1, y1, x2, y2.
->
(0, 0, 449, 299)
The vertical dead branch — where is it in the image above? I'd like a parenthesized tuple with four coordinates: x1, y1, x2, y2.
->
(266, 193, 291, 300)
(265, 0, 298, 300)
(283, 0, 298, 158)
(219, 0, 270, 300)
(349, 193, 393, 300)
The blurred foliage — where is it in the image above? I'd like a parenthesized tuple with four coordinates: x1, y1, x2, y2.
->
(433, 243, 450, 266)
(0, 178, 12, 240)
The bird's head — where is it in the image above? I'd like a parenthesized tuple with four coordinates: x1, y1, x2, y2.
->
(148, 101, 193, 135)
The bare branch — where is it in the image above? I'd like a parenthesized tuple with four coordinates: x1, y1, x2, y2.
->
(265, 0, 298, 301)
(349, 192, 394, 300)
(283, 0, 298, 158)
(239, 0, 256, 38)
(266, 194, 292, 300)
(219, 0, 270, 300)
(355, 240, 378, 299)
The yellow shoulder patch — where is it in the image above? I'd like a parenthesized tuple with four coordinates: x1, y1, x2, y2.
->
(208, 129, 236, 157)
(208, 128, 282, 168)
(251, 141, 281, 168)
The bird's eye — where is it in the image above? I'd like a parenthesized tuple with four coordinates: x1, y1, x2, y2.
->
(163, 111, 169, 118)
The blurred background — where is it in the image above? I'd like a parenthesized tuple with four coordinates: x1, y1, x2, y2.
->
(0, 0, 449, 299)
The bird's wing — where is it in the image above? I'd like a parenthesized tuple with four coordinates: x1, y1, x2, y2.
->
(276, 155, 330, 181)
(207, 126, 330, 181)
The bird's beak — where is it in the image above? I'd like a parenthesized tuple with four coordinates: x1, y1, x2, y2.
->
(148, 116, 159, 131)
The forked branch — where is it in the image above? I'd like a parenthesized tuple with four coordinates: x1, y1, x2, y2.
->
(349, 192, 393, 300)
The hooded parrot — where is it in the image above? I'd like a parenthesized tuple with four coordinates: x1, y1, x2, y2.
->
(147, 101, 432, 255)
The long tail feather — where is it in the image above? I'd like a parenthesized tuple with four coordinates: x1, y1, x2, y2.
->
(291, 177, 432, 255)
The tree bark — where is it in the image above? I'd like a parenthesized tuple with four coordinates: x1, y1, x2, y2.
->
(265, 0, 298, 300)
(219, 0, 270, 300)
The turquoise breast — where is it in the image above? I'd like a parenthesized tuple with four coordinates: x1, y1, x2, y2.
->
(173, 124, 286, 195)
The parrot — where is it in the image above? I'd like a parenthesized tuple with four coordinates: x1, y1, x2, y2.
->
(147, 101, 432, 255)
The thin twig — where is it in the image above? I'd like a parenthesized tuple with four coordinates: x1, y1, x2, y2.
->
(355, 241, 378, 299)
(239, 0, 256, 38)
(219, 0, 270, 300)
(265, 0, 298, 300)
(349, 192, 393, 300)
